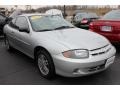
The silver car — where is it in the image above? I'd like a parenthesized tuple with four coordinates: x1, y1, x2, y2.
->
(4, 14, 116, 79)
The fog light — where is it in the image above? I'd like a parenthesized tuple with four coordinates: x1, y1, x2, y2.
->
(73, 68, 86, 75)
(73, 68, 80, 73)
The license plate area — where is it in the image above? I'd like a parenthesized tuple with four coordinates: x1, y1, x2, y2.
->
(88, 56, 115, 72)
(88, 64, 105, 72)
(101, 26, 112, 32)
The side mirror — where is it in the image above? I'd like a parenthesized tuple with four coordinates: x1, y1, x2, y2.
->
(19, 26, 29, 33)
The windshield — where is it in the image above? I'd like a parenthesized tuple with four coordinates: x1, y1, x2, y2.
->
(29, 15, 74, 31)
(102, 10, 120, 20)
(87, 13, 98, 18)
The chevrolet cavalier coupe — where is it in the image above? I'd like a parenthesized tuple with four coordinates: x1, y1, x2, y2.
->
(4, 14, 116, 79)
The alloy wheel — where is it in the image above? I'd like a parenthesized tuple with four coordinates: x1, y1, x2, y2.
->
(38, 54, 49, 75)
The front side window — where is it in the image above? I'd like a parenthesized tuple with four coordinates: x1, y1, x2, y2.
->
(29, 15, 74, 32)
(15, 16, 29, 29)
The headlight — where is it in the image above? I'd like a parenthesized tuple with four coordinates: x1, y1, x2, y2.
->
(62, 49, 89, 59)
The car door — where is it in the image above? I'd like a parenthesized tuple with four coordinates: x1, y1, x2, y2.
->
(6, 18, 18, 47)
(13, 16, 32, 56)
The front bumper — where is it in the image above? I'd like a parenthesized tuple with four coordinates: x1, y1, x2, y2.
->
(52, 45, 116, 77)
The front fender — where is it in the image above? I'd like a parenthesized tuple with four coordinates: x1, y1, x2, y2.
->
(34, 38, 70, 55)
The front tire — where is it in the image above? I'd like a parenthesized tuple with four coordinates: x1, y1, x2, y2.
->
(36, 49, 55, 79)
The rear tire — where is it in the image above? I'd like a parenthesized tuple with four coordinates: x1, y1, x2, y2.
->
(36, 49, 55, 79)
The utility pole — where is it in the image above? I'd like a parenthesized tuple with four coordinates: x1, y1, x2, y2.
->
(63, 5, 66, 18)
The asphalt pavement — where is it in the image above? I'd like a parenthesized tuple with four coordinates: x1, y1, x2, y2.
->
(0, 38, 120, 85)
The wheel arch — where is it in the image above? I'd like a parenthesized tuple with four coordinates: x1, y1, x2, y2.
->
(34, 46, 56, 79)
(34, 46, 53, 61)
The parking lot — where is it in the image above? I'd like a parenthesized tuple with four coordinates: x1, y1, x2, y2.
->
(0, 37, 119, 85)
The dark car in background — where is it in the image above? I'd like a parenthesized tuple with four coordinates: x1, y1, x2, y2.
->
(89, 10, 120, 43)
(0, 13, 7, 35)
(73, 12, 99, 29)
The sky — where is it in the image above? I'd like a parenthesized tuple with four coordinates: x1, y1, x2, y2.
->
(0, 5, 118, 11)
(0, 5, 43, 10)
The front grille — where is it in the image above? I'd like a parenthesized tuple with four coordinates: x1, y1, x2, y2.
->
(90, 44, 111, 56)
(88, 63, 105, 72)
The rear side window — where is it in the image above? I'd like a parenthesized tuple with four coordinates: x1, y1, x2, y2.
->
(102, 10, 120, 20)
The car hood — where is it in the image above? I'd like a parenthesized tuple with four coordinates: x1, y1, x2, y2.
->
(35, 28, 110, 50)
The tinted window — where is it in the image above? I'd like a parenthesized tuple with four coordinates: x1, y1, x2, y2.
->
(15, 16, 28, 29)
(102, 10, 120, 20)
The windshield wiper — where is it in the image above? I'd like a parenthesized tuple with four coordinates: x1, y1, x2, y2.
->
(36, 26, 74, 32)
(54, 26, 74, 30)
(36, 29, 54, 32)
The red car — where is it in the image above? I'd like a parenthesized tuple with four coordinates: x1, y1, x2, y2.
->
(89, 10, 120, 43)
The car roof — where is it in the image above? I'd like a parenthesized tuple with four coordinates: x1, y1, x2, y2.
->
(19, 13, 45, 17)
(10, 9, 63, 18)
(17, 13, 61, 18)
